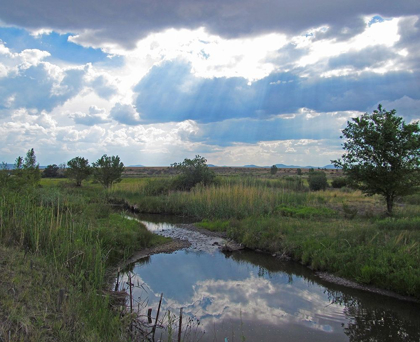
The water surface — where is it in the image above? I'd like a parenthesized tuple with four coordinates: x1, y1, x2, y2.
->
(122, 215, 420, 342)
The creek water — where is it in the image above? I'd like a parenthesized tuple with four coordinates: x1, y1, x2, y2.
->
(122, 214, 420, 342)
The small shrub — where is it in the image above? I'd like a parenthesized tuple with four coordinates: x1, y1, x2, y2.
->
(342, 202, 358, 219)
(308, 171, 327, 191)
(331, 177, 348, 189)
(275, 205, 336, 219)
(270, 165, 278, 175)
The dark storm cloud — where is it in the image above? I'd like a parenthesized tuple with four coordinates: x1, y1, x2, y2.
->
(327, 46, 398, 70)
(134, 60, 420, 124)
(134, 61, 258, 123)
(1, 1, 419, 48)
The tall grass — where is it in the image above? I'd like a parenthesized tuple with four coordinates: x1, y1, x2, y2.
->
(112, 176, 335, 219)
(227, 216, 420, 298)
(0, 184, 166, 341)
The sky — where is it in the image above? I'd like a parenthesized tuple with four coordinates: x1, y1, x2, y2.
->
(0, 1, 419, 167)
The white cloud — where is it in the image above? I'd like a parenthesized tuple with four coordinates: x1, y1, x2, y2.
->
(296, 18, 401, 68)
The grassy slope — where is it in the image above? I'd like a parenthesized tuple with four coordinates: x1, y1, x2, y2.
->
(0, 180, 168, 341)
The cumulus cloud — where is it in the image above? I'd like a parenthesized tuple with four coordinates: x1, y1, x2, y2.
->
(1, 4, 420, 167)
(110, 103, 141, 125)
(88, 75, 118, 99)
(0, 46, 87, 112)
(133, 59, 420, 124)
(70, 105, 110, 126)
(372, 96, 420, 122)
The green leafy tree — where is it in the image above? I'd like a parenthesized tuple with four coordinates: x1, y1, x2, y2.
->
(308, 171, 328, 191)
(332, 105, 420, 214)
(270, 165, 278, 175)
(92, 154, 125, 188)
(171, 155, 216, 190)
(42, 164, 59, 178)
(58, 163, 67, 178)
(67, 157, 91, 186)
(17, 148, 41, 186)
(297, 168, 302, 176)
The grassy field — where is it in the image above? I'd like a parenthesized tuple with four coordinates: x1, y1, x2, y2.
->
(110, 171, 420, 299)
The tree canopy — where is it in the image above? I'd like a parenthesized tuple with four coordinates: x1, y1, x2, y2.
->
(92, 154, 125, 188)
(14, 148, 41, 186)
(171, 155, 216, 190)
(43, 164, 60, 178)
(270, 165, 278, 175)
(67, 157, 91, 186)
(332, 105, 420, 214)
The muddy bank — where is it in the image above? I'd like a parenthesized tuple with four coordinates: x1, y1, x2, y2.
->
(316, 272, 420, 304)
(120, 238, 191, 268)
(164, 223, 420, 303)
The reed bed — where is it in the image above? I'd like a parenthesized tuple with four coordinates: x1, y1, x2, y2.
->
(0, 184, 166, 341)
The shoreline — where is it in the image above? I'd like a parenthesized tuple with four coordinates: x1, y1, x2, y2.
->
(121, 220, 420, 304)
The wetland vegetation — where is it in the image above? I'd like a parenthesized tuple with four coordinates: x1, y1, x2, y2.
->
(1, 150, 419, 340)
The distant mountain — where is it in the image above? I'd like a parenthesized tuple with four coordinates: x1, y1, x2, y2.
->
(243, 164, 264, 168)
(128, 164, 145, 167)
(1, 164, 48, 170)
(242, 164, 340, 169)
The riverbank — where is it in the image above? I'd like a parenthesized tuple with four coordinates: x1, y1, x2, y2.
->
(128, 218, 420, 304)
(0, 183, 169, 341)
(111, 175, 420, 301)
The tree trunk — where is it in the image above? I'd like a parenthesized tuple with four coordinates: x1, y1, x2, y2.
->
(386, 194, 394, 215)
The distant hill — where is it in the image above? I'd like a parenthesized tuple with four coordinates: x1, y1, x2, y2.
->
(242, 164, 340, 169)
(243, 164, 264, 168)
(128, 164, 145, 167)
(2, 164, 49, 170)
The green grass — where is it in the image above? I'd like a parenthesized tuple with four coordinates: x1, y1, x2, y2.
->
(225, 216, 420, 297)
(27, 174, 420, 302)
(109, 174, 420, 299)
(0, 182, 168, 341)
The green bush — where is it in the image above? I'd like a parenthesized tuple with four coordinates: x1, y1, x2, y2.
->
(331, 177, 348, 188)
(275, 205, 336, 219)
(171, 155, 216, 191)
(308, 171, 327, 191)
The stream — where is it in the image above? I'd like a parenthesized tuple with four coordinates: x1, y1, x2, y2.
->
(120, 214, 420, 342)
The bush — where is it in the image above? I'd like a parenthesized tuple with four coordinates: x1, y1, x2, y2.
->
(270, 165, 278, 175)
(332, 177, 348, 188)
(171, 155, 216, 191)
(308, 171, 327, 191)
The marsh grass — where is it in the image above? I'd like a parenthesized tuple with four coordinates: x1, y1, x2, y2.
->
(0, 183, 167, 341)
(110, 175, 420, 299)
(226, 216, 420, 298)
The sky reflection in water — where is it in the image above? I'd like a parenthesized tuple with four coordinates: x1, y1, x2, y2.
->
(123, 248, 420, 342)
